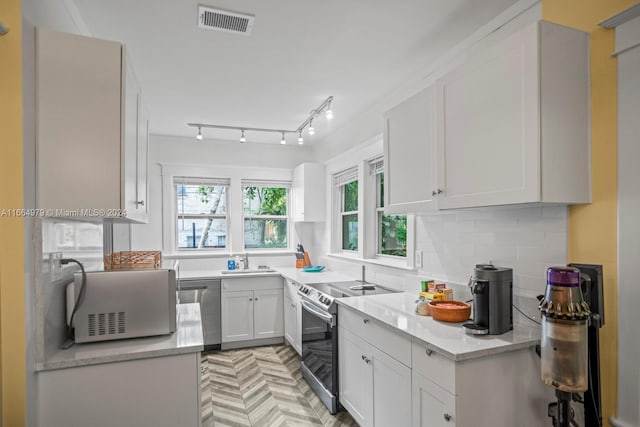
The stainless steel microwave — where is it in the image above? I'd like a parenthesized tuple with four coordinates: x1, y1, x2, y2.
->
(66, 269, 177, 343)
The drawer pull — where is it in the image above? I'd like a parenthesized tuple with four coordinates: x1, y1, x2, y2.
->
(444, 413, 451, 422)
(425, 348, 433, 356)
(363, 319, 370, 324)
(361, 355, 371, 364)
(249, 298, 253, 301)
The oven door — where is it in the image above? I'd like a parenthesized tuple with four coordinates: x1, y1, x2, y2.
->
(300, 300, 338, 401)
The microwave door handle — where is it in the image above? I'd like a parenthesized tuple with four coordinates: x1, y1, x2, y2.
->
(300, 300, 334, 326)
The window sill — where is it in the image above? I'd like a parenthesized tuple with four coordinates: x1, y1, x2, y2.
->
(164, 251, 295, 260)
(327, 253, 416, 271)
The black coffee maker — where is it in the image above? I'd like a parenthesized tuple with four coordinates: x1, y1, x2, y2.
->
(463, 264, 513, 335)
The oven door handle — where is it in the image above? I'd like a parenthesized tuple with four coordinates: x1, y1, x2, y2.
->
(300, 300, 335, 326)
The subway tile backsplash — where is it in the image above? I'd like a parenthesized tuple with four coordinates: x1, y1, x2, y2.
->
(416, 205, 568, 295)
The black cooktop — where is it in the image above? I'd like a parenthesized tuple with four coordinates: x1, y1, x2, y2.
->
(316, 281, 400, 298)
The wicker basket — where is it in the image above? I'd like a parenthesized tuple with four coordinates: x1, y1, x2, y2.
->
(104, 251, 161, 270)
(428, 300, 471, 323)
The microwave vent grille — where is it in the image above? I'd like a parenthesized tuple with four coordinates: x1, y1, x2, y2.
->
(87, 312, 127, 336)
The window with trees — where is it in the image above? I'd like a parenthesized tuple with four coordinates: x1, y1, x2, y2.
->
(175, 178, 229, 250)
(372, 158, 406, 257)
(335, 168, 359, 252)
(242, 182, 289, 249)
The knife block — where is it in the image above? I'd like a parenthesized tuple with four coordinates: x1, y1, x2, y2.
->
(296, 252, 312, 268)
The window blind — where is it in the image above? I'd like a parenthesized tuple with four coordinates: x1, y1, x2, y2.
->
(174, 176, 230, 186)
(369, 157, 384, 175)
(334, 167, 358, 187)
(241, 179, 292, 188)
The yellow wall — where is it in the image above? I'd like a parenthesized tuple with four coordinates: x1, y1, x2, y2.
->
(543, 1, 637, 425)
(0, 0, 26, 425)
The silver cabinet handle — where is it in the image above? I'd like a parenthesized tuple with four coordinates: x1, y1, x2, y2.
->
(363, 319, 370, 324)
(444, 414, 451, 422)
(425, 348, 433, 356)
(361, 355, 371, 364)
(291, 303, 296, 308)
(254, 297, 259, 301)
(431, 189, 443, 196)
(135, 200, 145, 206)
(249, 298, 253, 301)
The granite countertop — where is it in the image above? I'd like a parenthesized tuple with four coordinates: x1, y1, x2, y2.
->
(36, 303, 204, 372)
(336, 292, 541, 362)
(179, 267, 356, 284)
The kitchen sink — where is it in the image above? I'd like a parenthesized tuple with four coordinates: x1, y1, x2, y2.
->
(220, 269, 276, 274)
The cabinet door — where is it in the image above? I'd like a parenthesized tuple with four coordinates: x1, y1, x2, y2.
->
(412, 371, 456, 427)
(135, 100, 149, 220)
(338, 327, 373, 427)
(253, 289, 284, 339)
(292, 163, 326, 222)
(36, 28, 122, 211)
(383, 86, 437, 213)
(221, 291, 254, 343)
(435, 24, 540, 209)
(292, 165, 305, 221)
(372, 346, 411, 427)
(283, 292, 296, 347)
(122, 59, 140, 219)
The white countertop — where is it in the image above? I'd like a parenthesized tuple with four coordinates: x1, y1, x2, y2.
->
(179, 266, 356, 284)
(336, 292, 541, 361)
(36, 303, 204, 371)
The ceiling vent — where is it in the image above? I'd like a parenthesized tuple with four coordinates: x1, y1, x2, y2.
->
(198, 6, 254, 35)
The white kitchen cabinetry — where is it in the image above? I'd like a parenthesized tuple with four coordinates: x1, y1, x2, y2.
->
(36, 28, 149, 223)
(37, 352, 201, 427)
(383, 86, 437, 214)
(283, 279, 302, 354)
(221, 277, 284, 348)
(412, 371, 456, 427)
(338, 307, 412, 427)
(292, 163, 326, 222)
(435, 21, 589, 209)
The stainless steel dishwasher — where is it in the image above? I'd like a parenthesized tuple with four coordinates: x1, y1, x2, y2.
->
(179, 278, 221, 350)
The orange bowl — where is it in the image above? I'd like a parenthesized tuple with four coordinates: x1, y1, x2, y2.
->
(428, 300, 471, 323)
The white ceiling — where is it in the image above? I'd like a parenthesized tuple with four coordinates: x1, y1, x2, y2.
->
(71, 0, 519, 144)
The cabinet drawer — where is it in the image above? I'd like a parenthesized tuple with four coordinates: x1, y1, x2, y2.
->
(221, 276, 283, 292)
(339, 306, 411, 367)
(412, 339, 456, 394)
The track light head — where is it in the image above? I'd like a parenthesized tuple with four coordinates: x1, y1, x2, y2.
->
(298, 131, 304, 145)
(280, 132, 286, 145)
(196, 127, 203, 141)
(240, 130, 246, 143)
(308, 119, 315, 135)
(325, 101, 333, 119)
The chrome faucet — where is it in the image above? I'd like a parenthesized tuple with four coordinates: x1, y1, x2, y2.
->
(242, 253, 249, 270)
(361, 265, 366, 283)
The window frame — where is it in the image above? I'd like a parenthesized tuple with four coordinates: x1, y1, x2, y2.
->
(241, 182, 291, 251)
(373, 169, 407, 259)
(174, 178, 230, 252)
(333, 168, 359, 254)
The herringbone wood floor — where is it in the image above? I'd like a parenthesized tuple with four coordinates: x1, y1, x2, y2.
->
(201, 345, 359, 427)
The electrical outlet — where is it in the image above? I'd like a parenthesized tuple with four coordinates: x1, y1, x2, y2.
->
(49, 252, 63, 282)
(414, 250, 423, 268)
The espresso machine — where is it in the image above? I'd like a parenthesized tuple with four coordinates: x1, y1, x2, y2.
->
(463, 264, 513, 335)
(538, 264, 604, 427)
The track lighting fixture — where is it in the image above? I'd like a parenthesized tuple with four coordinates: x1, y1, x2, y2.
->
(188, 96, 333, 145)
(325, 101, 333, 119)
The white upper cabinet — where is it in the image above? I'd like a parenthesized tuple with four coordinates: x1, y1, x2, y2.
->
(36, 28, 149, 223)
(383, 86, 437, 214)
(292, 163, 326, 222)
(435, 21, 590, 209)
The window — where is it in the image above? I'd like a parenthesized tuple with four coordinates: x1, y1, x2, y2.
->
(242, 182, 289, 249)
(335, 168, 359, 251)
(373, 163, 407, 257)
(175, 178, 229, 250)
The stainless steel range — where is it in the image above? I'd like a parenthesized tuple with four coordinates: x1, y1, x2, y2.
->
(297, 281, 399, 414)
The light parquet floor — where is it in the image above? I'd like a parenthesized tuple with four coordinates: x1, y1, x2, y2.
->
(201, 345, 359, 427)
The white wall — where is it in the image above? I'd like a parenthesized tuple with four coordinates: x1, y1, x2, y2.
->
(130, 134, 316, 270)
(615, 13, 640, 427)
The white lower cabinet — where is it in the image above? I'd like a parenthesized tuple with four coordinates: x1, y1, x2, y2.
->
(412, 371, 456, 427)
(283, 280, 302, 354)
(253, 289, 284, 339)
(338, 309, 411, 427)
(221, 277, 284, 346)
